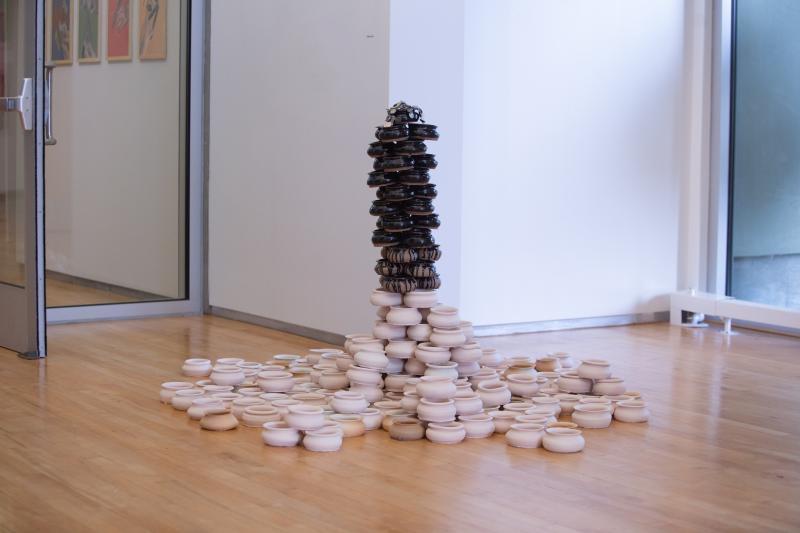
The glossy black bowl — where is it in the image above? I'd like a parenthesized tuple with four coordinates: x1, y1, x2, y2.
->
(417, 245, 442, 262)
(367, 141, 393, 158)
(381, 246, 418, 264)
(374, 155, 414, 173)
(380, 275, 418, 294)
(403, 198, 434, 215)
(370, 199, 400, 217)
(413, 154, 438, 170)
(398, 169, 430, 185)
(377, 214, 413, 232)
(411, 214, 440, 229)
(372, 229, 401, 247)
(393, 141, 427, 156)
(402, 228, 435, 248)
(367, 171, 396, 188)
(374, 259, 405, 277)
(413, 184, 437, 199)
(408, 123, 439, 141)
(375, 124, 409, 142)
(376, 184, 414, 202)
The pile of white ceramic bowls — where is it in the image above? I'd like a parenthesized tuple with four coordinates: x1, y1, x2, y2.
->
(163, 334, 649, 453)
(163, 351, 376, 451)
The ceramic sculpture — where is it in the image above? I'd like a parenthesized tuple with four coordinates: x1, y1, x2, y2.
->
(157, 102, 653, 457)
(369, 102, 441, 294)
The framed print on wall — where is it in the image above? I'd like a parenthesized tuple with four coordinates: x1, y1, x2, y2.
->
(138, 0, 166, 61)
(49, 0, 73, 65)
(107, 0, 131, 61)
(77, 0, 100, 63)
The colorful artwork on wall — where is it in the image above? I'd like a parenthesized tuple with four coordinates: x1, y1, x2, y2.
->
(107, 0, 131, 61)
(138, 0, 166, 61)
(78, 0, 100, 63)
(50, 0, 73, 65)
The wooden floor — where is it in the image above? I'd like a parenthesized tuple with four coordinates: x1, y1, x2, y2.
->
(1, 317, 799, 532)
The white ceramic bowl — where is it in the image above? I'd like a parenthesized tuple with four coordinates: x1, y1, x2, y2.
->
(459, 413, 495, 438)
(505, 423, 545, 448)
(426, 422, 466, 444)
(542, 427, 585, 453)
(261, 421, 302, 447)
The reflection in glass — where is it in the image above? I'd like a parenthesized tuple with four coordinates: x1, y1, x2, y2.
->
(44, 0, 187, 307)
(0, 1, 26, 289)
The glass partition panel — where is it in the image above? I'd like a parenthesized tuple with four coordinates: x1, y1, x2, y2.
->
(729, 0, 800, 309)
(45, 0, 187, 307)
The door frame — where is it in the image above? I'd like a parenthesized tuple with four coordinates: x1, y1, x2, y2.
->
(706, 0, 733, 295)
(46, 0, 207, 324)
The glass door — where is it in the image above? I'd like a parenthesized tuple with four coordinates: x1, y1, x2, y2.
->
(728, 0, 800, 309)
(0, 0, 46, 356)
(44, 1, 204, 324)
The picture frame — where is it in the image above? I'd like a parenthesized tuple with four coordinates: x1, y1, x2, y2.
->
(138, 0, 166, 61)
(107, 0, 132, 62)
(77, 0, 100, 64)
(49, 0, 73, 66)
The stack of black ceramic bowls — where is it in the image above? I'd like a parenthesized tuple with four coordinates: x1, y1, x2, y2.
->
(368, 102, 442, 294)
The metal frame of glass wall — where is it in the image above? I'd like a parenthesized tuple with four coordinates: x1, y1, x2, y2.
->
(705, 0, 800, 334)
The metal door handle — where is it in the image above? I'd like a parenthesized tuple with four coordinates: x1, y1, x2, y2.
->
(0, 77, 33, 131)
(44, 65, 58, 146)
(44, 66, 57, 145)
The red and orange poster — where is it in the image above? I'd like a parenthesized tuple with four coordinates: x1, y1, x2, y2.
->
(107, 0, 131, 61)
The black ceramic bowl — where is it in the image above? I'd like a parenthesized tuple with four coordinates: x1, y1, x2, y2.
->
(374, 155, 414, 173)
(375, 124, 409, 142)
(411, 214, 440, 229)
(376, 184, 414, 202)
(402, 228, 435, 248)
(413, 154, 438, 170)
(370, 199, 400, 217)
(406, 261, 437, 278)
(372, 229, 400, 247)
(380, 275, 418, 294)
(417, 245, 442, 262)
(381, 247, 418, 264)
(367, 141, 393, 159)
(367, 171, 397, 188)
(415, 273, 441, 290)
(377, 214, 413, 232)
(393, 141, 427, 156)
(408, 123, 439, 140)
(398, 169, 430, 185)
(413, 184, 437, 199)
(403, 198, 434, 215)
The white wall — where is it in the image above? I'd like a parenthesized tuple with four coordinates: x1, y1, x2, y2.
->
(46, 0, 183, 297)
(389, 0, 465, 309)
(458, 0, 688, 325)
(208, 0, 391, 334)
(209, 0, 699, 334)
